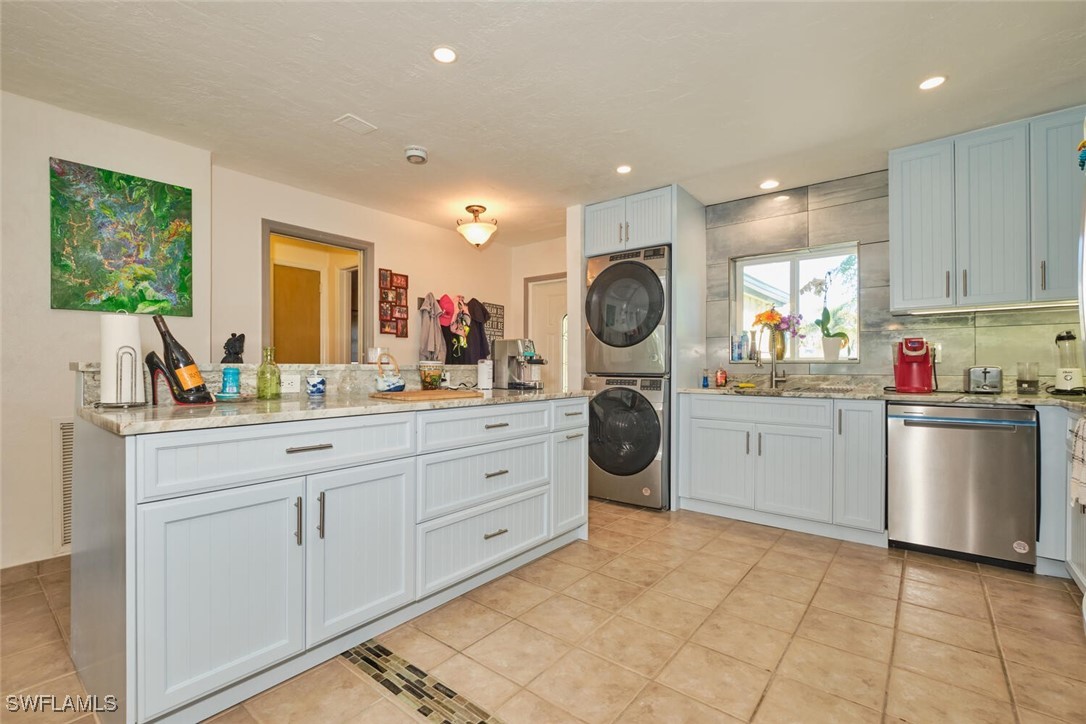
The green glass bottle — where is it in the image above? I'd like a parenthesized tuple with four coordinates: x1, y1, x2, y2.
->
(256, 346, 281, 399)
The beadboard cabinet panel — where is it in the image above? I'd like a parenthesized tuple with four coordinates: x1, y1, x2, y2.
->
(584, 197, 628, 256)
(684, 418, 756, 508)
(138, 478, 306, 720)
(553, 398, 589, 431)
(686, 395, 832, 428)
(756, 425, 834, 523)
(832, 401, 886, 532)
(552, 429, 589, 536)
(625, 186, 674, 250)
(306, 461, 415, 645)
(417, 402, 551, 453)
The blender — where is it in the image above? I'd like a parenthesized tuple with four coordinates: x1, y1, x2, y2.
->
(1054, 331, 1083, 392)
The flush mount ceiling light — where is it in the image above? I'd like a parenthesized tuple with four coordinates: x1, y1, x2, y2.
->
(760, 179, 780, 190)
(775, 195, 790, 201)
(456, 205, 497, 247)
(919, 75, 946, 90)
(432, 47, 457, 63)
(616, 165, 632, 174)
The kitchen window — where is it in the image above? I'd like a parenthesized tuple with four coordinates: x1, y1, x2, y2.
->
(733, 242, 859, 361)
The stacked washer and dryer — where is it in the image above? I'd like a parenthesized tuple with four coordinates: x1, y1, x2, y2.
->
(584, 246, 671, 509)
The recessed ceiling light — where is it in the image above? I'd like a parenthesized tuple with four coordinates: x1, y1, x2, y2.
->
(919, 76, 946, 90)
(432, 47, 457, 64)
(616, 165, 632, 174)
(775, 195, 790, 201)
(760, 179, 780, 190)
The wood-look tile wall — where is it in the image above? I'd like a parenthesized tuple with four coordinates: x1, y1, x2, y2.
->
(704, 171, 1080, 380)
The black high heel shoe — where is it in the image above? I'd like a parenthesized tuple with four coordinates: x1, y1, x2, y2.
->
(145, 351, 215, 405)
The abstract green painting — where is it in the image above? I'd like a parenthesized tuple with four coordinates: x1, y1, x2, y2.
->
(50, 157, 193, 315)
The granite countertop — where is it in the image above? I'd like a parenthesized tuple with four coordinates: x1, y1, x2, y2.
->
(79, 389, 592, 436)
(680, 379, 1086, 410)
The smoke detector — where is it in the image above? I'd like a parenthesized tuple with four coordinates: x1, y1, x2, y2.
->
(404, 146, 428, 165)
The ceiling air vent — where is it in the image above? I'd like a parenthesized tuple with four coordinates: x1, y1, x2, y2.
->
(333, 113, 378, 135)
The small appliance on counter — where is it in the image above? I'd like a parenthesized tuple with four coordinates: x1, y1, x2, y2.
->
(494, 338, 547, 390)
(964, 366, 1002, 394)
(893, 337, 936, 393)
(1055, 330, 1084, 393)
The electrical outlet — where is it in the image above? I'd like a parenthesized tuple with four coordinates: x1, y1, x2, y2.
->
(280, 374, 301, 393)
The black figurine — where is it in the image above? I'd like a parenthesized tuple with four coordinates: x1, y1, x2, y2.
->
(221, 333, 245, 363)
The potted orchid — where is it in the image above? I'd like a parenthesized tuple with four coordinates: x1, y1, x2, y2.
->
(801, 272, 850, 361)
(753, 306, 804, 360)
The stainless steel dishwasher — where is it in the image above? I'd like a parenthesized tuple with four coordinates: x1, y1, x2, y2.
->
(887, 403, 1038, 569)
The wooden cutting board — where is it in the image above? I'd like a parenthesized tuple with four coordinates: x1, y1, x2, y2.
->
(369, 389, 484, 402)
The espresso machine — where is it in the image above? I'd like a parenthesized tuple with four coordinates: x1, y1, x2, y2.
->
(493, 339, 548, 390)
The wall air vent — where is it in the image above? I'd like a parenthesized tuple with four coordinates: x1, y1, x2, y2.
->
(333, 113, 378, 135)
(52, 418, 74, 551)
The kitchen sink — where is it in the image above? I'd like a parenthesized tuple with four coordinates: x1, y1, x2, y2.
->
(785, 385, 855, 394)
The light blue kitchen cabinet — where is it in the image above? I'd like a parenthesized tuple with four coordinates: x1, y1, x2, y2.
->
(889, 140, 956, 310)
(137, 478, 307, 721)
(1030, 105, 1086, 303)
(683, 417, 757, 508)
(755, 424, 834, 523)
(552, 425, 589, 536)
(583, 186, 672, 256)
(832, 400, 885, 532)
(954, 123, 1030, 306)
(305, 460, 415, 646)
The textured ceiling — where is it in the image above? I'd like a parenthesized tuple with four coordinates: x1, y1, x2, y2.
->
(3, 2, 1085, 245)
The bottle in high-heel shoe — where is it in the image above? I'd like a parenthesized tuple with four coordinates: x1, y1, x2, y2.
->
(147, 315, 214, 404)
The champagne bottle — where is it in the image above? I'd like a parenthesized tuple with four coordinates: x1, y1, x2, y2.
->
(147, 315, 214, 404)
(257, 346, 281, 399)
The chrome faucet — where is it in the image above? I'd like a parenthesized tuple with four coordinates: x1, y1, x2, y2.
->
(753, 349, 788, 389)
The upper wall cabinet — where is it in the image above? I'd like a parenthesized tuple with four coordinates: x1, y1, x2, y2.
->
(1031, 106, 1086, 302)
(889, 104, 1086, 312)
(584, 186, 672, 256)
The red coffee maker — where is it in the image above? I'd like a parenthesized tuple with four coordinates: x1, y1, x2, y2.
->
(893, 338, 936, 393)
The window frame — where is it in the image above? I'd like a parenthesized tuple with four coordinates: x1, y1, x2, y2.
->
(732, 241, 861, 362)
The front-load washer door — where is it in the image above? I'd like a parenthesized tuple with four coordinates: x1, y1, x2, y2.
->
(585, 261, 667, 375)
(588, 387, 661, 477)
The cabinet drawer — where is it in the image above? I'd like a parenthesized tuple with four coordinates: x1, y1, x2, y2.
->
(553, 398, 589, 431)
(417, 402, 551, 453)
(137, 413, 416, 501)
(686, 395, 832, 428)
(417, 488, 549, 596)
(418, 435, 551, 521)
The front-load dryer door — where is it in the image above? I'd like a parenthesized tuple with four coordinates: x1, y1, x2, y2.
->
(585, 261, 667, 375)
(588, 387, 664, 507)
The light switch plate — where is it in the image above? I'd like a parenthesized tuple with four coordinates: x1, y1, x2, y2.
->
(281, 374, 300, 393)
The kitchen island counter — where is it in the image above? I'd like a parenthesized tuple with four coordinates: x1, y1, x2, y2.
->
(79, 389, 590, 436)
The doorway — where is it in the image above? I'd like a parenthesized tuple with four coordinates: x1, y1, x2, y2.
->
(262, 221, 375, 365)
(525, 274, 568, 392)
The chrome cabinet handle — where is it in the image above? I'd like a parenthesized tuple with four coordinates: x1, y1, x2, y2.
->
(758, 432, 763, 456)
(962, 269, 968, 297)
(566, 432, 584, 440)
(618, 223, 623, 243)
(564, 411, 583, 417)
(1041, 261, 1047, 291)
(746, 431, 750, 454)
(317, 491, 326, 539)
(294, 497, 303, 546)
(625, 221, 630, 243)
(838, 409, 843, 435)
(485, 469, 509, 479)
(945, 271, 950, 298)
(485, 422, 510, 430)
(286, 443, 333, 454)
(483, 528, 509, 540)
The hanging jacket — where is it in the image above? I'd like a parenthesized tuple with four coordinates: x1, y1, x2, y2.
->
(418, 292, 446, 362)
(465, 298, 491, 363)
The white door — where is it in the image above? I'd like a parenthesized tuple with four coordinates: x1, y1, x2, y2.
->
(684, 418, 757, 509)
(755, 425, 834, 522)
(137, 478, 306, 720)
(528, 277, 568, 393)
(584, 198, 627, 256)
(306, 460, 415, 645)
(552, 428, 588, 536)
(624, 186, 673, 250)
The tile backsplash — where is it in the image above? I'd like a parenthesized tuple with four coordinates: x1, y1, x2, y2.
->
(704, 170, 1081, 385)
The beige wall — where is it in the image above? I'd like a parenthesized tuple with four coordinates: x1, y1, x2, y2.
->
(1, 93, 213, 566)
(505, 235, 567, 339)
(211, 167, 514, 366)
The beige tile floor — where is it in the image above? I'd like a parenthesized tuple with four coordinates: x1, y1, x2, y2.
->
(4, 501, 1086, 723)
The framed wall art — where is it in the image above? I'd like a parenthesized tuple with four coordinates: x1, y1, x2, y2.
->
(378, 267, 408, 336)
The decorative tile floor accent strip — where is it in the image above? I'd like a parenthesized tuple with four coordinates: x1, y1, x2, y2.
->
(342, 641, 503, 723)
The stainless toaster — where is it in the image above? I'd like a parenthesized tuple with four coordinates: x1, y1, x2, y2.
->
(964, 366, 1003, 394)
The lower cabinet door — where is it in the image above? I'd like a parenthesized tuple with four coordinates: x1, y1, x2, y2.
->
(832, 401, 886, 531)
(306, 460, 415, 645)
(755, 425, 833, 522)
(552, 428, 588, 536)
(137, 478, 306, 721)
(685, 418, 756, 508)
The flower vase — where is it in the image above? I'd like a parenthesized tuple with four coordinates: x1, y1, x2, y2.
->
(822, 337, 843, 362)
(772, 330, 786, 361)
